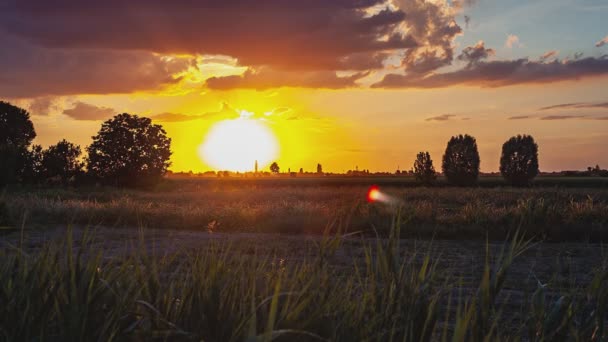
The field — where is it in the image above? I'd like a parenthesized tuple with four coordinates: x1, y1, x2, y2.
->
(2, 176, 608, 340)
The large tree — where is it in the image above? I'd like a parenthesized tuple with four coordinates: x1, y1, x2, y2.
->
(0, 101, 37, 185)
(87, 113, 172, 187)
(442, 134, 480, 186)
(500, 134, 539, 186)
(413, 151, 436, 185)
(42, 140, 84, 185)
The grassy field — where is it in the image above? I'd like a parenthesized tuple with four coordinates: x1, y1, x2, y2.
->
(2, 176, 608, 241)
(2, 224, 608, 341)
(2, 176, 608, 340)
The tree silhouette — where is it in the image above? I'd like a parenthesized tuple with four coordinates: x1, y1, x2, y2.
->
(413, 151, 436, 185)
(42, 140, 84, 185)
(87, 113, 172, 187)
(270, 162, 280, 174)
(21, 145, 43, 184)
(442, 134, 480, 186)
(317, 163, 323, 174)
(500, 134, 539, 186)
(0, 102, 36, 185)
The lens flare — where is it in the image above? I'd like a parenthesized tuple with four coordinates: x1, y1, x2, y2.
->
(367, 185, 402, 206)
(367, 185, 381, 203)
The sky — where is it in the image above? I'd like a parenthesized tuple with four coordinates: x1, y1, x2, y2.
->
(1, 0, 607, 173)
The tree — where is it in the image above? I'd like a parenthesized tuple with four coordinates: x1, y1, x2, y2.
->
(413, 151, 436, 185)
(442, 134, 480, 186)
(21, 145, 43, 184)
(41, 140, 84, 185)
(500, 134, 539, 186)
(87, 113, 172, 187)
(270, 162, 280, 174)
(317, 163, 323, 174)
(0, 102, 37, 185)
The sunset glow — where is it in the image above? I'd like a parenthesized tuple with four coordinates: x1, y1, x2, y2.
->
(1, 1, 607, 172)
(199, 115, 278, 172)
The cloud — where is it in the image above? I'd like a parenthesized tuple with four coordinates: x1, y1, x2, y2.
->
(372, 55, 608, 88)
(0, 0, 413, 71)
(508, 115, 531, 120)
(597, 35, 608, 47)
(28, 96, 59, 116)
(0, 32, 194, 98)
(457, 41, 494, 66)
(539, 102, 608, 110)
(540, 115, 583, 120)
(394, 0, 463, 74)
(206, 68, 369, 90)
(151, 102, 239, 122)
(505, 34, 521, 49)
(540, 50, 559, 61)
(62, 102, 116, 121)
(426, 114, 456, 121)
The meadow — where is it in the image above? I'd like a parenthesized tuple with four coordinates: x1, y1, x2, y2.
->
(2, 176, 608, 340)
(2, 176, 608, 241)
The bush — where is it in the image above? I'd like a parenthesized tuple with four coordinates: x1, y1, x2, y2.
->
(442, 134, 480, 186)
(500, 135, 539, 186)
(87, 113, 172, 188)
(413, 151, 436, 185)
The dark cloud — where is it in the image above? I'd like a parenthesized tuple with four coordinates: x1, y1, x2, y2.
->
(426, 114, 455, 121)
(457, 41, 494, 66)
(62, 102, 115, 121)
(539, 102, 608, 110)
(206, 68, 369, 90)
(0, 0, 413, 71)
(0, 32, 194, 98)
(508, 115, 531, 120)
(373, 56, 608, 88)
(28, 96, 59, 116)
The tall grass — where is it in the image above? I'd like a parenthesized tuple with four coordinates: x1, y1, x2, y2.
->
(2, 219, 607, 341)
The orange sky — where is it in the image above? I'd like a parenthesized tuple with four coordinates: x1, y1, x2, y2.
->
(2, 1, 608, 172)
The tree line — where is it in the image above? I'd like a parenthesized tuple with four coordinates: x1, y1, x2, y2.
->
(413, 134, 539, 186)
(0, 101, 171, 188)
(2, 100, 540, 188)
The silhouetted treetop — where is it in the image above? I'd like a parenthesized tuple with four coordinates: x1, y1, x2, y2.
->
(0, 101, 36, 148)
(500, 134, 539, 186)
(413, 151, 436, 185)
(442, 134, 480, 186)
(42, 139, 84, 185)
(87, 113, 172, 187)
(270, 162, 280, 173)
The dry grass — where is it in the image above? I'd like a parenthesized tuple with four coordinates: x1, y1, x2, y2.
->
(2, 179, 608, 240)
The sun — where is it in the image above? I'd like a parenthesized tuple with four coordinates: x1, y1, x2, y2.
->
(199, 117, 279, 172)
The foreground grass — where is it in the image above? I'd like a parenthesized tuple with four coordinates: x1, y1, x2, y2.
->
(3, 180, 608, 240)
(2, 221, 608, 341)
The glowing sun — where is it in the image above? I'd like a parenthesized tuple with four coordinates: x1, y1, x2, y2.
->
(199, 118, 279, 172)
